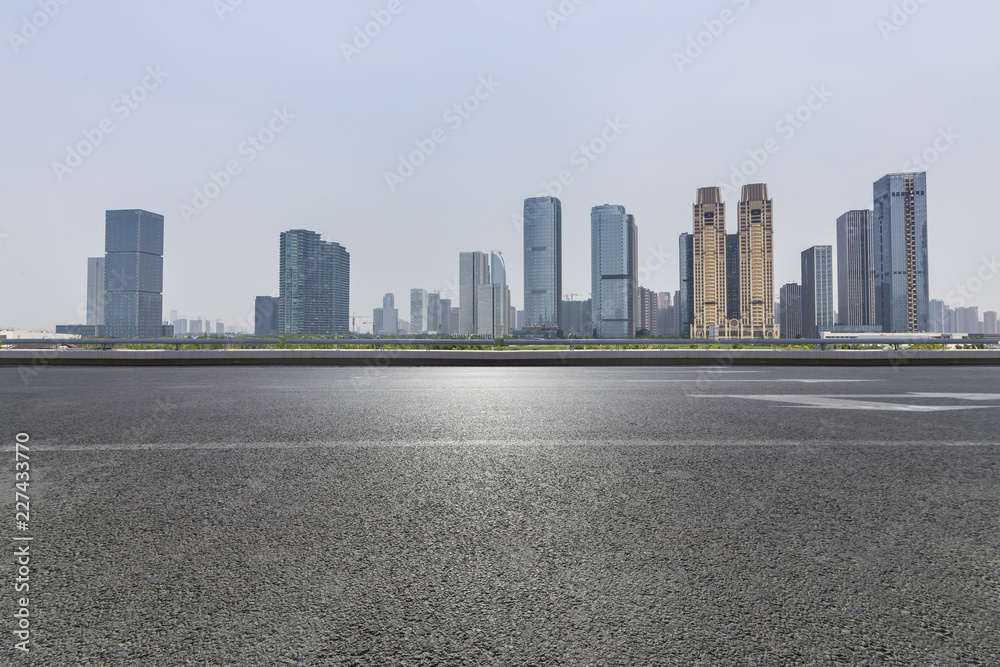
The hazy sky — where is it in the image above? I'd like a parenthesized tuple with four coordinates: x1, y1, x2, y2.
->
(3, 0, 999, 332)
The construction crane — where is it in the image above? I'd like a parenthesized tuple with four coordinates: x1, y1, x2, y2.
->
(350, 314, 373, 335)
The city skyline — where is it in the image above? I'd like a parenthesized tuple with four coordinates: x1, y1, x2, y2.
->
(30, 167, 1000, 338)
(3, 2, 998, 332)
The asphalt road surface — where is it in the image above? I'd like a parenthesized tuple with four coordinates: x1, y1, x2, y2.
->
(3, 365, 999, 665)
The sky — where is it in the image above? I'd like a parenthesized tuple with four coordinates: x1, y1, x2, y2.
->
(2, 0, 999, 333)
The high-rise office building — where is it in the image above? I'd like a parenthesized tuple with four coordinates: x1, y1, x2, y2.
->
(476, 283, 511, 338)
(491, 252, 506, 285)
(254, 296, 280, 336)
(955, 306, 980, 334)
(873, 173, 929, 332)
(410, 289, 429, 334)
(559, 299, 591, 338)
(929, 299, 945, 333)
(779, 283, 803, 339)
(278, 229, 350, 335)
(427, 292, 442, 334)
(104, 209, 164, 338)
(86, 257, 106, 328)
(459, 252, 491, 336)
(691, 188, 728, 338)
(523, 197, 562, 335)
(725, 233, 740, 322)
(372, 293, 398, 336)
(591, 204, 637, 338)
(802, 246, 834, 338)
(984, 311, 998, 335)
(737, 184, 778, 338)
(439, 298, 455, 335)
(678, 233, 694, 338)
(836, 210, 875, 326)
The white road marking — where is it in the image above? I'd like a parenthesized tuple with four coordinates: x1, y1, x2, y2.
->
(629, 379, 876, 384)
(690, 393, 1000, 411)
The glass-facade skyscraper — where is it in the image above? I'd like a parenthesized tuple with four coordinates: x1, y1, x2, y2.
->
(873, 173, 929, 332)
(254, 296, 280, 336)
(523, 197, 562, 335)
(104, 209, 164, 338)
(678, 233, 694, 338)
(591, 204, 637, 338)
(278, 229, 350, 335)
(801, 245, 834, 339)
(836, 209, 875, 327)
(459, 251, 490, 336)
(410, 288, 428, 334)
(86, 256, 105, 328)
(725, 233, 740, 322)
(490, 251, 506, 286)
(779, 283, 803, 339)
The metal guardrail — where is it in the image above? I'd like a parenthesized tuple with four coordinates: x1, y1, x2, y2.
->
(2, 337, 997, 351)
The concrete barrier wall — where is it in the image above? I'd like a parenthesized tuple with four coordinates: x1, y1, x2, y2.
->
(2, 349, 999, 367)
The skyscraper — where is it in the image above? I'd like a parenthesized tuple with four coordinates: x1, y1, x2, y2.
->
(637, 286, 657, 336)
(678, 233, 694, 338)
(459, 252, 490, 336)
(490, 251, 506, 285)
(929, 299, 946, 333)
(476, 283, 511, 338)
(873, 173, 929, 332)
(104, 209, 164, 338)
(278, 229, 350, 335)
(254, 296, 280, 336)
(426, 292, 441, 334)
(836, 210, 875, 326)
(691, 188, 728, 338)
(984, 311, 998, 335)
(86, 256, 105, 329)
(373, 293, 398, 336)
(439, 298, 455, 335)
(737, 184, 778, 338)
(410, 289, 428, 334)
(779, 283, 803, 339)
(591, 204, 637, 338)
(523, 197, 562, 335)
(801, 246, 834, 339)
(725, 233, 740, 322)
